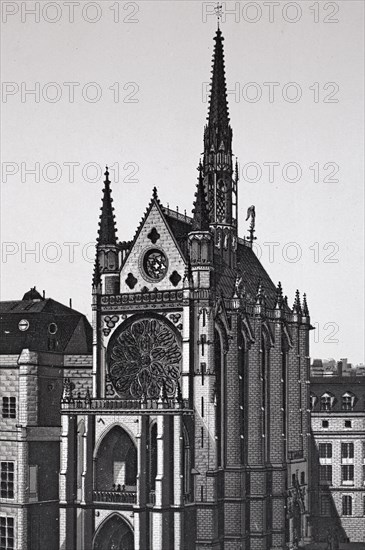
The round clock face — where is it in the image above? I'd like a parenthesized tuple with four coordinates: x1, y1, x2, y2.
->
(142, 248, 168, 281)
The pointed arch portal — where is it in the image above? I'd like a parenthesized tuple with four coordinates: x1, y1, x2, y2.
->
(95, 426, 137, 491)
(93, 515, 134, 550)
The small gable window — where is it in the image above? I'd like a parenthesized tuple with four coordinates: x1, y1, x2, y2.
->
(342, 392, 355, 411)
(320, 393, 334, 411)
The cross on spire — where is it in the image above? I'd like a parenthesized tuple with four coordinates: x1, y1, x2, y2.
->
(215, 3, 223, 28)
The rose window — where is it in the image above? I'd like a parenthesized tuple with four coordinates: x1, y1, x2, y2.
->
(142, 249, 168, 281)
(108, 318, 181, 399)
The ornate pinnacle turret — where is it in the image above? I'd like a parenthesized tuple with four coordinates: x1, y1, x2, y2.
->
(275, 281, 284, 309)
(256, 281, 266, 307)
(97, 167, 117, 246)
(292, 289, 302, 315)
(302, 293, 309, 316)
(92, 255, 101, 288)
(192, 162, 210, 231)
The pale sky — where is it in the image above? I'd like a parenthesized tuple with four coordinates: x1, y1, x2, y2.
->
(1, 1, 364, 364)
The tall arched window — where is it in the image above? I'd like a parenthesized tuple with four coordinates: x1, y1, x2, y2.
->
(261, 330, 270, 461)
(239, 331, 248, 464)
(77, 420, 85, 500)
(214, 329, 223, 467)
(148, 423, 158, 493)
(182, 427, 192, 502)
(95, 426, 137, 491)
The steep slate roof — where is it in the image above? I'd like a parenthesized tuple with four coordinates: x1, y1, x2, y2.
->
(213, 242, 278, 307)
(163, 209, 192, 259)
(162, 208, 279, 307)
(310, 377, 365, 413)
(0, 298, 92, 354)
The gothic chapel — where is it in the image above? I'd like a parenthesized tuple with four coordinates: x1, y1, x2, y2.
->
(60, 27, 312, 550)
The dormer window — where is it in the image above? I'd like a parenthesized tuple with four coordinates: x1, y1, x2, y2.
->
(342, 392, 355, 411)
(320, 393, 334, 411)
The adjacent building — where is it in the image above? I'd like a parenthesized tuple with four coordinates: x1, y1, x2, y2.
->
(310, 369, 365, 543)
(0, 288, 92, 550)
(59, 27, 313, 550)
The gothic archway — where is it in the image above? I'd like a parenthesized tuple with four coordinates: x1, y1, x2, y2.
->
(93, 515, 134, 550)
(95, 426, 137, 491)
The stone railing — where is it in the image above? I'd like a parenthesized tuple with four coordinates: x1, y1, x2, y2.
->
(61, 397, 190, 413)
(93, 490, 136, 504)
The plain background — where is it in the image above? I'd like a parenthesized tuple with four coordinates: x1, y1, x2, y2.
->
(1, 0, 364, 364)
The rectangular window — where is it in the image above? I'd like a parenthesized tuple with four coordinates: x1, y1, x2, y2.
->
(1, 398, 16, 419)
(341, 442, 354, 459)
(342, 495, 352, 516)
(0, 516, 15, 549)
(319, 443, 332, 458)
(341, 465, 354, 484)
(28, 466, 38, 502)
(0, 463, 14, 499)
(320, 465, 332, 485)
(320, 495, 331, 516)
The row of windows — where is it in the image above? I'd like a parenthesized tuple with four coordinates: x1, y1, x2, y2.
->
(311, 392, 357, 411)
(320, 419, 353, 429)
(319, 442, 360, 459)
(1, 398, 16, 419)
(321, 495, 365, 517)
(0, 516, 14, 550)
(319, 464, 365, 485)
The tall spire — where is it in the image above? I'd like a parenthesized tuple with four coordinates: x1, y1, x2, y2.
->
(192, 162, 210, 231)
(207, 28, 230, 135)
(97, 167, 117, 246)
(202, 28, 235, 233)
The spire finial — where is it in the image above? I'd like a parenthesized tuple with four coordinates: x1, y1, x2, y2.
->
(153, 186, 158, 200)
(214, 3, 223, 29)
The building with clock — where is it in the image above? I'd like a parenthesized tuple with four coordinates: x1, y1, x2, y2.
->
(59, 28, 313, 550)
(0, 288, 92, 550)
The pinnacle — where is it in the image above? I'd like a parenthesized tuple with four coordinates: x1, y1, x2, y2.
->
(192, 162, 210, 231)
(97, 166, 117, 246)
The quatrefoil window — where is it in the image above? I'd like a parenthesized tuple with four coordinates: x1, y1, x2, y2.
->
(147, 227, 160, 244)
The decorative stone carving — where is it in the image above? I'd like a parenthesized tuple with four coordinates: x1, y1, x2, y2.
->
(108, 318, 182, 399)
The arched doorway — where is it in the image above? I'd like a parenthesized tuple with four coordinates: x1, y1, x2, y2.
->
(95, 426, 137, 491)
(93, 515, 134, 550)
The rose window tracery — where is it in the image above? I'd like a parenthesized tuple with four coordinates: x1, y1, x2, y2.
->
(108, 318, 182, 399)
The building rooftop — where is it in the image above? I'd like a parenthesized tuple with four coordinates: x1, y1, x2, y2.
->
(0, 288, 92, 354)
